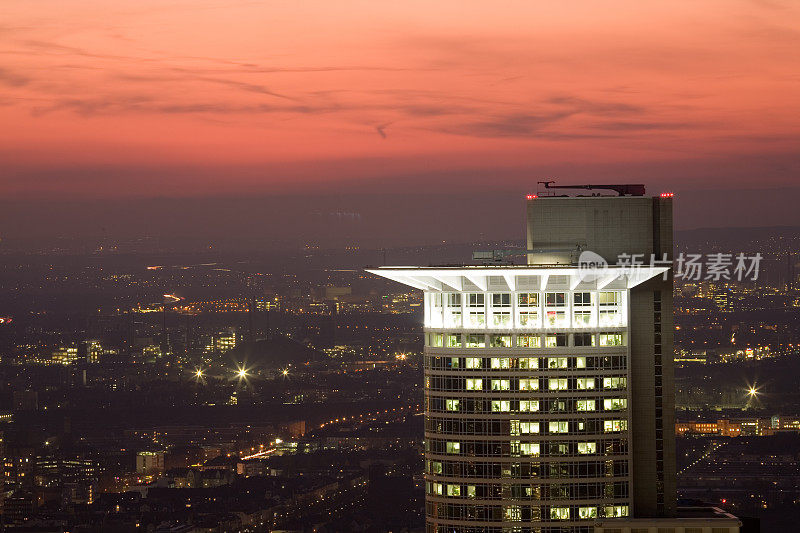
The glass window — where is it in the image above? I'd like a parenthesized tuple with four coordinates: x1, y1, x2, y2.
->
(427, 333, 443, 347)
(517, 335, 541, 348)
(465, 357, 482, 369)
(603, 419, 628, 432)
(492, 311, 512, 327)
(430, 461, 442, 474)
(467, 293, 485, 307)
(545, 333, 567, 347)
(578, 506, 598, 519)
(449, 357, 460, 368)
(598, 291, 621, 306)
(547, 357, 568, 369)
(447, 484, 460, 496)
(490, 335, 512, 347)
(445, 334, 461, 347)
(519, 379, 539, 391)
(603, 376, 626, 389)
(467, 310, 486, 328)
(491, 379, 510, 391)
(466, 485, 476, 498)
(577, 378, 595, 390)
(574, 333, 595, 347)
(599, 333, 624, 346)
(550, 507, 570, 520)
(446, 441, 460, 454)
(518, 310, 540, 327)
(549, 421, 569, 433)
(490, 357, 510, 369)
(520, 443, 540, 456)
(445, 399, 460, 411)
(519, 400, 539, 412)
(545, 310, 567, 328)
(504, 505, 522, 521)
(520, 421, 540, 434)
(545, 292, 566, 307)
(599, 309, 622, 327)
(604, 398, 628, 411)
(575, 356, 586, 368)
(465, 378, 482, 391)
(518, 357, 538, 369)
(491, 400, 511, 412)
(573, 292, 592, 306)
(573, 309, 592, 326)
(576, 399, 596, 411)
(577, 442, 596, 454)
(518, 292, 539, 307)
(491, 293, 511, 307)
(548, 378, 568, 391)
(466, 334, 485, 348)
(604, 505, 629, 518)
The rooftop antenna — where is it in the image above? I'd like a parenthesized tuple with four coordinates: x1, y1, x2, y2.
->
(537, 180, 645, 197)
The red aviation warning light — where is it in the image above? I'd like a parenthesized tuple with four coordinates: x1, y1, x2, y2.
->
(660, 192, 674, 198)
(526, 194, 538, 200)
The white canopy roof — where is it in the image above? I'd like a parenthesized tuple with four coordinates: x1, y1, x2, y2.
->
(366, 266, 669, 292)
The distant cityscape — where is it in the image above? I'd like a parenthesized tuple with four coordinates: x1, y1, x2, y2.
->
(0, 223, 798, 531)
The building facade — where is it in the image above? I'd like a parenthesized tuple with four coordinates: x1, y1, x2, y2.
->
(369, 192, 679, 533)
(370, 265, 667, 532)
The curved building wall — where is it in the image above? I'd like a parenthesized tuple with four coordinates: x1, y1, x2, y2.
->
(422, 288, 632, 533)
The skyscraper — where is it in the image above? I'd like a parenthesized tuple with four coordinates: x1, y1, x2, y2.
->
(368, 191, 678, 533)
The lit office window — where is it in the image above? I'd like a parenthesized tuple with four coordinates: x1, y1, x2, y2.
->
(577, 378, 595, 390)
(599, 333, 625, 346)
(550, 507, 570, 520)
(490, 335, 512, 347)
(519, 400, 539, 412)
(545, 334, 567, 347)
(549, 421, 569, 433)
(445, 334, 462, 347)
(491, 379, 511, 391)
(446, 441, 461, 454)
(547, 357, 569, 369)
(579, 506, 598, 519)
(465, 378, 483, 391)
(491, 400, 511, 412)
(603, 377, 627, 389)
(466, 334, 486, 348)
(490, 357, 510, 369)
(520, 443, 540, 456)
(577, 442, 597, 454)
(465, 357, 482, 369)
(576, 400, 596, 411)
(520, 421, 540, 434)
(518, 357, 538, 369)
(517, 335, 541, 348)
(548, 378, 568, 391)
(603, 420, 628, 432)
(519, 379, 539, 391)
(604, 398, 628, 411)
(445, 399, 460, 411)
(604, 505, 629, 518)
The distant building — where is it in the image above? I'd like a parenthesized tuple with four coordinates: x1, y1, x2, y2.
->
(13, 390, 38, 412)
(136, 451, 165, 475)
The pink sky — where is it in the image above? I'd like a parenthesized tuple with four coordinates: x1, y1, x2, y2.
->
(2, 0, 799, 198)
